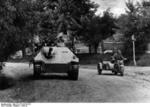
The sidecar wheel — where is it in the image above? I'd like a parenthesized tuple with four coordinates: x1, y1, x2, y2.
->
(98, 69, 102, 75)
(114, 72, 118, 75)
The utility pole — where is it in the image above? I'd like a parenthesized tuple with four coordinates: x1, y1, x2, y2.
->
(131, 35, 136, 66)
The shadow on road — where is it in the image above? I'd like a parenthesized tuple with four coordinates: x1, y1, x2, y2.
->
(99, 73, 116, 76)
(18, 73, 70, 81)
(0, 74, 69, 90)
(0, 74, 15, 90)
(34, 74, 69, 80)
(99, 73, 123, 77)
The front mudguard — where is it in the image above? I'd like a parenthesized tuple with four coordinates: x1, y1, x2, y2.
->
(120, 65, 125, 76)
(114, 64, 125, 75)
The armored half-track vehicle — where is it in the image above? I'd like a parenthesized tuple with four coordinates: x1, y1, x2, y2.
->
(33, 46, 79, 80)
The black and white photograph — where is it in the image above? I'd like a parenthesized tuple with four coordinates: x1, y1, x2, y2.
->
(0, 0, 150, 104)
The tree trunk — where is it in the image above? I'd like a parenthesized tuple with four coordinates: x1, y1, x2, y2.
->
(88, 45, 92, 54)
(94, 44, 99, 54)
(71, 36, 75, 53)
(101, 40, 104, 53)
(94, 46, 97, 54)
(22, 48, 26, 58)
(31, 37, 35, 56)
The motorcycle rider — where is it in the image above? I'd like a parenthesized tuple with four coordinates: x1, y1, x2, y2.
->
(111, 48, 125, 74)
(111, 48, 124, 61)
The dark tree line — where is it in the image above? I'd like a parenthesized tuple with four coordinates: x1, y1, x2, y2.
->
(0, 0, 97, 61)
(1, 0, 150, 62)
(0, 0, 116, 61)
(80, 9, 117, 54)
(117, 0, 150, 59)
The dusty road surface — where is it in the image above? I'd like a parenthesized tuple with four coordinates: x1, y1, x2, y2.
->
(0, 63, 150, 103)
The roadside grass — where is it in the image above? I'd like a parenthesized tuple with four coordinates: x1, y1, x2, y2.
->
(136, 53, 150, 66)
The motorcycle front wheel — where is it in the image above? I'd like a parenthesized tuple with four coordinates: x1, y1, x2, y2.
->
(120, 66, 124, 76)
(113, 64, 118, 75)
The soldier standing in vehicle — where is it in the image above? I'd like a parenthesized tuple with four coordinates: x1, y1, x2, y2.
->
(112, 48, 124, 61)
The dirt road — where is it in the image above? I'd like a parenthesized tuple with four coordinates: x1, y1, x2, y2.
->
(0, 63, 150, 102)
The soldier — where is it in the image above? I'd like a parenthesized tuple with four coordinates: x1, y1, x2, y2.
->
(112, 48, 124, 61)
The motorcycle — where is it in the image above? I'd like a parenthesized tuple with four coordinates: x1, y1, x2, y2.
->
(97, 58, 126, 76)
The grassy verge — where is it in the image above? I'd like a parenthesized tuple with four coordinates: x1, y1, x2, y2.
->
(134, 53, 150, 66)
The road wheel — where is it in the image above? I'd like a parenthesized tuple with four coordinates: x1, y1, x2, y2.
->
(68, 69, 79, 80)
(112, 70, 115, 74)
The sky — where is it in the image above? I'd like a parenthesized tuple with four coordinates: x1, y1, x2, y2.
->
(91, 0, 141, 16)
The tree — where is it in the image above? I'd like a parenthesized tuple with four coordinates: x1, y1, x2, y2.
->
(80, 9, 117, 54)
(99, 10, 117, 52)
(117, 0, 150, 60)
(80, 16, 102, 53)
(0, 0, 99, 63)
(0, 0, 19, 61)
(38, 0, 98, 51)
(0, 0, 40, 61)
(12, 0, 41, 56)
